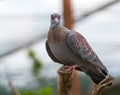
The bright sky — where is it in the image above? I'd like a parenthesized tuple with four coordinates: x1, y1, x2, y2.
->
(0, 0, 61, 15)
(0, 0, 114, 16)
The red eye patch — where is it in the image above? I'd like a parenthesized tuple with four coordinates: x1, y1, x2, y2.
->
(58, 15, 60, 20)
(51, 15, 55, 20)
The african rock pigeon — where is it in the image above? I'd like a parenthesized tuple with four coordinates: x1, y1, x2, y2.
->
(46, 13, 108, 84)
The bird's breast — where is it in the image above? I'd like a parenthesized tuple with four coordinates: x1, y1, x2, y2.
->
(48, 27, 83, 65)
(49, 40, 74, 65)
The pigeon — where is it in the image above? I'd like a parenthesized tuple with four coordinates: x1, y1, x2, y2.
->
(46, 13, 108, 84)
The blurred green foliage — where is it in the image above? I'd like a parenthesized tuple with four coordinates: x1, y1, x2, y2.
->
(28, 50, 35, 59)
(20, 89, 35, 95)
(28, 50, 42, 76)
(0, 76, 120, 95)
(27, 50, 54, 95)
(38, 85, 53, 95)
(20, 85, 53, 95)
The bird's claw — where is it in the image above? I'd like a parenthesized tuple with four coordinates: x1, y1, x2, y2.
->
(65, 65, 77, 72)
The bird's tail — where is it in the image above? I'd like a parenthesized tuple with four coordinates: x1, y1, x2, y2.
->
(86, 68, 108, 84)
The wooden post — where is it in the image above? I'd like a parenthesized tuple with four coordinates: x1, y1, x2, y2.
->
(90, 75, 114, 95)
(8, 79, 21, 95)
(57, 66, 114, 95)
(62, 0, 80, 95)
(63, 0, 74, 29)
(57, 66, 73, 95)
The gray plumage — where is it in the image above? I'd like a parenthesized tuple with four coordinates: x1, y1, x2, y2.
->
(46, 13, 108, 84)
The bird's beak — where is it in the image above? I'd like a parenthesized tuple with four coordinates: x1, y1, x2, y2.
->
(54, 18, 59, 23)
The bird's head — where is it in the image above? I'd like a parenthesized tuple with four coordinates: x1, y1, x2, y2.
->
(50, 13, 61, 27)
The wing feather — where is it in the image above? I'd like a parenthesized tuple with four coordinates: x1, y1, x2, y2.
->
(66, 32, 108, 72)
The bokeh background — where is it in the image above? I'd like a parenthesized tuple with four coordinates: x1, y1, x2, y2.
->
(0, 0, 120, 95)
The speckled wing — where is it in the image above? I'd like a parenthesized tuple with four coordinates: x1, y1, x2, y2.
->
(66, 32, 108, 72)
(46, 40, 61, 63)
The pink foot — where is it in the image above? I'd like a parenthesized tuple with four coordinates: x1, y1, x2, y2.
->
(65, 65, 78, 71)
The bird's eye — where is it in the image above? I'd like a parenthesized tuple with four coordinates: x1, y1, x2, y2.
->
(51, 15, 54, 20)
(58, 15, 60, 20)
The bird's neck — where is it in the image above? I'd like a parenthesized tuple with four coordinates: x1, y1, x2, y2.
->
(50, 23, 61, 29)
(49, 25, 68, 44)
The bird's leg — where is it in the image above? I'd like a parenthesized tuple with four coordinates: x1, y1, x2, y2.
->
(64, 65, 78, 77)
(65, 65, 78, 71)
